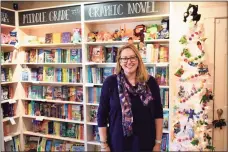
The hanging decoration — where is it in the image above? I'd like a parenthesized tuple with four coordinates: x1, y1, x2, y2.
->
(171, 4, 216, 151)
(212, 109, 227, 129)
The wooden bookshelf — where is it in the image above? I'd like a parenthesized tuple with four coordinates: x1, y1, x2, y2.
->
(0, 7, 19, 151)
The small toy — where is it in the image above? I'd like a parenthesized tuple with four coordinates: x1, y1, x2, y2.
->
(158, 19, 169, 39)
(200, 88, 213, 104)
(191, 84, 197, 94)
(103, 32, 112, 41)
(212, 109, 227, 129)
(72, 28, 82, 43)
(181, 48, 192, 58)
(198, 62, 209, 75)
(197, 41, 203, 51)
(175, 65, 184, 77)
(183, 4, 201, 25)
(174, 121, 181, 134)
(133, 24, 146, 43)
(88, 32, 97, 42)
(179, 35, 187, 44)
(187, 126, 194, 139)
(96, 31, 104, 42)
(112, 29, 121, 41)
(191, 138, 199, 146)
(145, 24, 158, 40)
(184, 109, 199, 122)
(178, 85, 186, 98)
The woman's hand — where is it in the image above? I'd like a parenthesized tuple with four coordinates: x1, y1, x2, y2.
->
(101, 144, 110, 151)
(152, 143, 161, 152)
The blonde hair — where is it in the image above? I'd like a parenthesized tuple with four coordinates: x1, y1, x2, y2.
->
(115, 43, 149, 83)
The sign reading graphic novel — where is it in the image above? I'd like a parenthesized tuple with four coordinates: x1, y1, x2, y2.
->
(1, 8, 15, 26)
(19, 5, 81, 26)
(84, 1, 169, 21)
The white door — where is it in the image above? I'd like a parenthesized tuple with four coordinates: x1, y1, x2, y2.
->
(213, 18, 227, 151)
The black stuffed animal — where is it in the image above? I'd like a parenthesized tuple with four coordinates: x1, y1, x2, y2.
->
(183, 4, 201, 25)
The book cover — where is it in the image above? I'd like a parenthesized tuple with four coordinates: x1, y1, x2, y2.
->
(159, 46, 169, 62)
(89, 45, 105, 63)
(45, 86, 53, 100)
(67, 123, 76, 138)
(62, 86, 68, 101)
(163, 111, 169, 129)
(76, 87, 83, 102)
(53, 87, 62, 100)
(45, 67, 54, 82)
(45, 33, 53, 44)
(72, 105, 82, 121)
(53, 33, 61, 44)
(111, 47, 118, 62)
(37, 67, 43, 81)
(29, 49, 37, 63)
(105, 47, 112, 63)
(61, 32, 71, 43)
(68, 87, 76, 101)
(90, 106, 98, 122)
(2, 86, 9, 100)
(38, 49, 44, 63)
(102, 67, 114, 83)
(70, 49, 78, 63)
(155, 67, 167, 86)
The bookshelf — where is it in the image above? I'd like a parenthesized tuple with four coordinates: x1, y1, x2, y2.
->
(1, 2, 171, 151)
(0, 7, 22, 151)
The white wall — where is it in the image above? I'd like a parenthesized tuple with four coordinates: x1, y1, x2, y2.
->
(170, 2, 227, 151)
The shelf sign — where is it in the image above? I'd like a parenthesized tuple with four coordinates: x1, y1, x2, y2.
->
(1, 8, 15, 26)
(19, 5, 81, 26)
(4, 136, 13, 142)
(84, 1, 169, 21)
(9, 117, 16, 125)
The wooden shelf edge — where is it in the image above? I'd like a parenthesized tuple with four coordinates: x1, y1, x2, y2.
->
(2, 115, 20, 122)
(23, 115, 84, 124)
(21, 98, 83, 105)
(23, 131, 84, 143)
(19, 43, 82, 48)
(20, 81, 83, 86)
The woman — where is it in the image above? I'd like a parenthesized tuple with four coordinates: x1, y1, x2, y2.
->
(97, 44, 163, 152)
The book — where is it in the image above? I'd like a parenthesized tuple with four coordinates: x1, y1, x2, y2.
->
(105, 47, 112, 62)
(76, 87, 83, 102)
(89, 45, 105, 63)
(29, 49, 37, 63)
(163, 111, 169, 129)
(45, 33, 53, 44)
(72, 105, 82, 121)
(53, 33, 61, 43)
(38, 49, 44, 63)
(159, 46, 169, 62)
(53, 87, 62, 100)
(61, 32, 71, 43)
